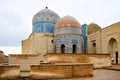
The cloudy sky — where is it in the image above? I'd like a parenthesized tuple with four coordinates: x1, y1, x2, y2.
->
(0, 0, 120, 55)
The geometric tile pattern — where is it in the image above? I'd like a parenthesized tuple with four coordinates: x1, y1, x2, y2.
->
(32, 22, 55, 33)
(32, 8, 60, 24)
(54, 33, 83, 53)
(32, 8, 60, 33)
(55, 27, 82, 35)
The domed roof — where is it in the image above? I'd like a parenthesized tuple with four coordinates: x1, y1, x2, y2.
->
(87, 23, 102, 35)
(55, 15, 80, 28)
(32, 7, 60, 24)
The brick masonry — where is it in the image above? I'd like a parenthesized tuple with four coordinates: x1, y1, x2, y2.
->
(44, 53, 111, 68)
(0, 65, 20, 79)
(30, 63, 93, 79)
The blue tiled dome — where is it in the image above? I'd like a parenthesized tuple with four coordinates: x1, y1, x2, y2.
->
(32, 7, 60, 24)
(32, 7, 60, 33)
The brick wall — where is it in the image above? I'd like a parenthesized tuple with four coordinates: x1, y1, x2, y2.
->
(31, 63, 93, 79)
(87, 54, 111, 68)
(44, 53, 90, 63)
(44, 53, 111, 68)
(8, 54, 43, 77)
(0, 65, 20, 79)
(22, 33, 54, 54)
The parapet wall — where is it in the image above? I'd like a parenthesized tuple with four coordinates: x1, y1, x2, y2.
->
(9, 54, 42, 66)
(8, 54, 43, 77)
(44, 53, 111, 68)
(44, 53, 90, 63)
(0, 65, 20, 79)
(31, 63, 93, 79)
(87, 54, 111, 68)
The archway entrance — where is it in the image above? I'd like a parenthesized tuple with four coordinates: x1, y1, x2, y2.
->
(73, 44, 77, 53)
(61, 44, 65, 53)
(107, 38, 118, 64)
(92, 43, 96, 53)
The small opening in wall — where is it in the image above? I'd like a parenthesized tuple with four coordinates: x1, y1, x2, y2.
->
(115, 52, 118, 64)
(73, 44, 77, 53)
(51, 40, 53, 43)
(61, 44, 65, 53)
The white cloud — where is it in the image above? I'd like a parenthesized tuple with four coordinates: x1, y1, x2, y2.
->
(0, 46, 21, 55)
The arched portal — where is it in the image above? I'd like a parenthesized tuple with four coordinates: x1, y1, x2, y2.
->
(73, 44, 77, 53)
(92, 43, 96, 53)
(107, 38, 118, 64)
(61, 44, 65, 53)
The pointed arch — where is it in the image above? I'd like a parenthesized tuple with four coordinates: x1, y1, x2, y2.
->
(107, 38, 118, 64)
(92, 42, 96, 53)
(72, 44, 77, 53)
(107, 38, 118, 55)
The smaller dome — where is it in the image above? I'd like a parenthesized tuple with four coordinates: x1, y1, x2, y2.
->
(87, 23, 102, 35)
(55, 15, 80, 28)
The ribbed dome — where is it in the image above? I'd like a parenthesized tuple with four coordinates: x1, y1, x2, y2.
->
(32, 7, 60, 24)
(87, 23, 102, 35)
(55, 15, 80, 28)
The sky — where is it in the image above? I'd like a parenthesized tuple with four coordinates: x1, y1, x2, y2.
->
(0, 0, 120, 55)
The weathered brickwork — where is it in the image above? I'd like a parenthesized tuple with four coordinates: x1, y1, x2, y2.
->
(44, 53, 111, 68)
(0, 66, 20, 79)
(22, 33, 54, 54)
(31, 63, 93, 79)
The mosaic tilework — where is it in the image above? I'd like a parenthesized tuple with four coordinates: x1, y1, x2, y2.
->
(32, 8, 60, 33)
(55, 27, 82, 35)
(54, 34, 83, 53)
(82, 24, 87, 53)
(32, 22, 55, 33)
(32, 8, 60, 24)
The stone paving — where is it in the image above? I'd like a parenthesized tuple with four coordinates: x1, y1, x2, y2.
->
(109, 64, 120, 70)
(60, 69, 120, 80)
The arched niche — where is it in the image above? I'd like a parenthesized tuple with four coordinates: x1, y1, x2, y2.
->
(61, 44, 65, 53)
(92, 42, 96, 53)
(72, 44, 77, 53)
(107, 38, 118, 64)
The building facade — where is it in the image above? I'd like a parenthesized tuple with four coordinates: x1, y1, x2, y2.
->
(22, 8, 84, 54)
(87, 22, 120, 64)
(21, 7, 120, 64)
(22, 7, 60, 54)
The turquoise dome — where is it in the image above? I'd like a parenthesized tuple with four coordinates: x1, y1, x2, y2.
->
(32, 7, 60, 33)
(32, 7, 60, 24)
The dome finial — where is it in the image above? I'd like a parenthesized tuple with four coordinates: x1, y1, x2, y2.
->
(45, 6, 48, 9)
